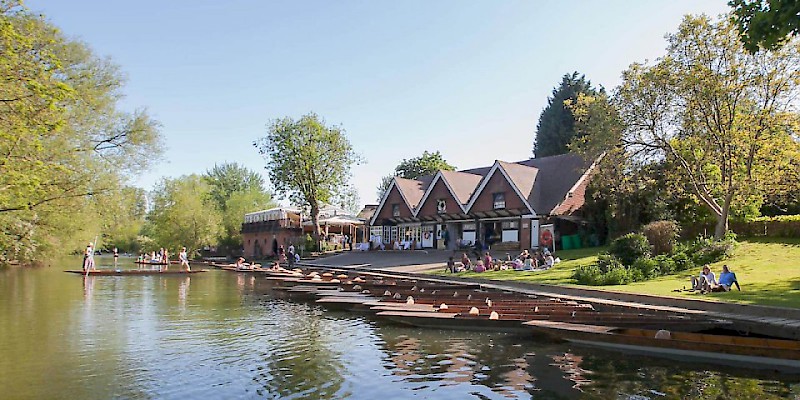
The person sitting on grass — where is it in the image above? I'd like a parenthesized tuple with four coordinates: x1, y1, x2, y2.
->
(446, 256, 456, 273)
(543, 252, 555, 269)
(713, 265, 741, 292)
(483, 252, 493, 270)
(461, 253, 472, 270)
(474, 260, 486, 273)
(690, 265, 716, 293)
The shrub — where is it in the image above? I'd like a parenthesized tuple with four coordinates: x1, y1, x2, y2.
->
(686, 235, 736, 266)
(609, 233, 651, 266)
(573, 265, 604, 285)
(303, 234, 317, 252)
(631, 258, 659, 279)
(602, 264, 632, 285)
(596, 253, 623, 273)
(653, 254, 677, 275)
(670, 251, 695, 272)
(642, 220, 680, 255)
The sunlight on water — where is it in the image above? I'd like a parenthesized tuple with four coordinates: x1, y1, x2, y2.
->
(0, 257, 798, 399)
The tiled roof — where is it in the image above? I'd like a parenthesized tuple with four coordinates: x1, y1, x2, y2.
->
(439, 170, 483, 205)
(497, 161, 539, 207)
(394, 176, 431, 209)
(517, 153, 593, 214)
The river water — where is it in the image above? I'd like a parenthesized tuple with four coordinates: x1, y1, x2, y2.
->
(1, 257, 798, 399)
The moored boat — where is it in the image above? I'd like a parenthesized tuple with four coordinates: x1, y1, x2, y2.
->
(524, 320, 800, 372)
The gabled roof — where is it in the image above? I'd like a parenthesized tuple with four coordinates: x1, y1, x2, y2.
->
(394, 176, 431, 209)
(497, 160, 539, 205)
(464, 161, 536, 215)
(440, 170, 483, 205)
(413, 170, 483, 216)
(518, 153, 594, 214)
(369, 176, 432, 225)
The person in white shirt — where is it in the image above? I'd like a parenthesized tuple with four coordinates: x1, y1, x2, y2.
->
(691, 265, 716, 292)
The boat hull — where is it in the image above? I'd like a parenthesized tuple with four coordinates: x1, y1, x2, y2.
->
(65, 269, 207, 276)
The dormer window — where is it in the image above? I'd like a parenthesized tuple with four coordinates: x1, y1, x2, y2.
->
(493, 193, 505, 209)
(392, 204, 400, 217)
(436, 199, 447, 214)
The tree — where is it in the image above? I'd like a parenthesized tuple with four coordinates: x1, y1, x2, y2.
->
(532, 72, 597, 158)
(0, 1, 162, 263)
(730, 0, 800, 53)
(584, 15, 800, 239)
(254, 113, 361, 245)
(145, 175, 221, 256)
(375, 150, 455, 200)
(203, 162, 267, 211)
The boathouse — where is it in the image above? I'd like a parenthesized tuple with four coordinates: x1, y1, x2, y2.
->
(369, 153, 598, 252)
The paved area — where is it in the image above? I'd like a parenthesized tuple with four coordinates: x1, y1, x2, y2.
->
(299, 250, 800, 340)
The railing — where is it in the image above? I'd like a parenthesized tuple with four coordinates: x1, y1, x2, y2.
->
(240, 220, 303, 233)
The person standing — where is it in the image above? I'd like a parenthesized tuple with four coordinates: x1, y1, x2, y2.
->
(287, 245, 295, 268)
(113, 247, 119, 267)
(179, 247, 190, 271)
(83, 243, 95, 271)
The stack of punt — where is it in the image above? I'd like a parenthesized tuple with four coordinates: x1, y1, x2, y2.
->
(524, 320, 800, 372)
(65, 269, 208, 276)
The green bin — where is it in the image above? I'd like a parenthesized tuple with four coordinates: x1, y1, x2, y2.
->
(572, 235, 582, 249)
(561, 235, 573, 250)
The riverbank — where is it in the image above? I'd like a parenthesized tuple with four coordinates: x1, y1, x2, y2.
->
(433, 238, 800, 309)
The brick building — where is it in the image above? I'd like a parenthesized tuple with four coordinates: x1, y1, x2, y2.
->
(369, 153, 598, 252)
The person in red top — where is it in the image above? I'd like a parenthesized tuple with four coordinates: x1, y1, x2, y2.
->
(484, 252, 493, 270)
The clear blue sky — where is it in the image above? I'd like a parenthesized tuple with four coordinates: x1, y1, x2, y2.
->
(27, 0, 730, 208)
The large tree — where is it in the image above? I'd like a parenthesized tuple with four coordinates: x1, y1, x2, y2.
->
(730, 0, 800, 53)
(254, 113, 360, 245)
(0, 1, 162, 263)
(375, 150, 455, 200)
(203, 162, 275, 254)
(532, 72, 597, 158)
(145, 175, 221, 256)
(578, 15, 800, 240)
(203, 162, 267, 211)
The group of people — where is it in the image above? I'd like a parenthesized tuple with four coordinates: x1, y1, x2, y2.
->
(690, 264, 740, 293)
(447, 248, 557, 273)
(135, 246, 191, 271)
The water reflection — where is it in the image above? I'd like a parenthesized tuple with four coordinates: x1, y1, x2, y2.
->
(1, 261, 799, 400)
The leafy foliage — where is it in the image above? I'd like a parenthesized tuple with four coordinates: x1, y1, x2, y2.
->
(533, 72, 598, 158)
(609, 233, 651, 266)
(574, 15, 800, 240)
(730, 0, 800, 53)
(254, 113, 361, 241)
(376, 150, 455, 201)
(203, 162, 275, 255)
(0, 2, 162, 264)
(642, 220, 680, 255)
(145, 175, 221, 256)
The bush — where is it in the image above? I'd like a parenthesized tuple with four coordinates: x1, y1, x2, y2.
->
(631, 258, 659, 279)
(596, 253, 623, 273)
(685, 235, 736, 266)
(573, 265, 604, 285)
(670, 251, 695, 272)
(602, 264, 633, 285)
(642, 220, 680, 255)
(303, 234, 317, 252)
(609, 233, 651, 266)
(653, 254, 677, 275)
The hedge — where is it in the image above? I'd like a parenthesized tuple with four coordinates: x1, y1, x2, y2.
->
(681, 216, 800, 239)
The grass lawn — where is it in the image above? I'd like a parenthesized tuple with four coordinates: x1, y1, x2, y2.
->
(433, 237, 800, 308)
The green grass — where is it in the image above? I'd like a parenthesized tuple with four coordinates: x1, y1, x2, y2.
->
(432, 237, 800, 308)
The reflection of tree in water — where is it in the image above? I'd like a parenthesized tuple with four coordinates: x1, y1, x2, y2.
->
(250, 302, 346, 399)
(565, 347, 800, 399)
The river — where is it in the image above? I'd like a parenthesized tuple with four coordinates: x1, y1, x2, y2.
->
(0, 257, 798, 399)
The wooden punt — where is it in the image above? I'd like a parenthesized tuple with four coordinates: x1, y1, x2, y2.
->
(133, 261, 168, 266)
(375, 310, 532, 333)
(65, 269, 207, 276)
(523, 320, 800, 372)
(220, 265, 264, 272)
